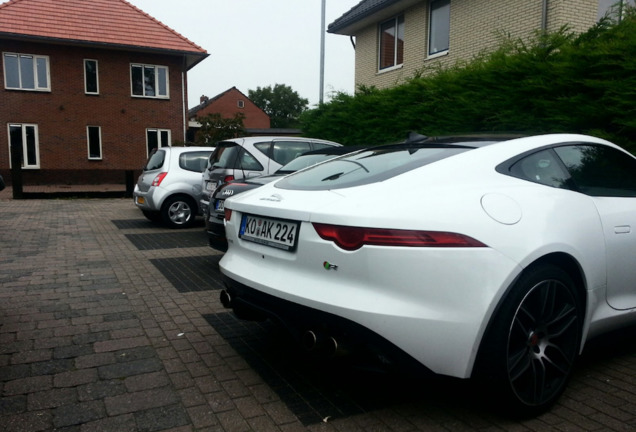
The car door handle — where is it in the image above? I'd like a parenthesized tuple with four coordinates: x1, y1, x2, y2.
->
(614, 225, 631, 234)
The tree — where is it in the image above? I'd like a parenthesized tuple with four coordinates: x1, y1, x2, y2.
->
(194, 112, 245, 145)
(248, 84, 309, 128)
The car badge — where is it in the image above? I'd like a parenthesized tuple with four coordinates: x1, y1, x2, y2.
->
(323, 261, 338, 271)
(222, 189, 234, 196)
(260, 194, 283, 202)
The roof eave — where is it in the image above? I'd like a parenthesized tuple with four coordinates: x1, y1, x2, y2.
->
(0, 32, 208, 69)
(327, 0, 421, 36)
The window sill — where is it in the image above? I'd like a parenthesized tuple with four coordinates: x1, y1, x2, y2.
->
(376, 64, 404, 75)
(426, 50, 449, 61)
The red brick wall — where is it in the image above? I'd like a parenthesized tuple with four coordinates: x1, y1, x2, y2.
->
(0, 40, 190, 182)
(196, 88, 270, 129)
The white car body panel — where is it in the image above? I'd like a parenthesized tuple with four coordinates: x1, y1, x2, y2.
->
(220, 133, 636, 379)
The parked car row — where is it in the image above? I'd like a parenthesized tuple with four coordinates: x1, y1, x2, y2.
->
(133, 136, 340, 229)
(133, 132, 636, 417)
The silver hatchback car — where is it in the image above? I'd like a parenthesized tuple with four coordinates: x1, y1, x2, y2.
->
(134, 146, 214, 228)
(200, 136, 340, 213)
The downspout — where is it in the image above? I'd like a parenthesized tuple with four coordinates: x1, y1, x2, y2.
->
(541, 0, 548, 32)
(182, 56, 187, 144)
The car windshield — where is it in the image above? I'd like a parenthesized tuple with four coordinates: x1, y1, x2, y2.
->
(144, 149, 165, 171)
(276, 145, 470, 190)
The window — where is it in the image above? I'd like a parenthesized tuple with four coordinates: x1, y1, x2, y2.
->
(379, 15, 405, 70)
(271, 141, 311, 165)
(3, 52, 50, 91)
(554, 144, 636, 197)
(131, 64, 169, 98)
(84, 59, 99, 94)
(237, 100, 245, 108)
(146, 129, 171, 155)
(87, 126, 102, 160)
(598, 0, 635, 21)
(179, 151, 213, 173)
(8, 124, 40, 169)
(429, 0, 450, 56)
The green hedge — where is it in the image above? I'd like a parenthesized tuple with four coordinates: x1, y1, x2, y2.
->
(301, 12, 636, 153)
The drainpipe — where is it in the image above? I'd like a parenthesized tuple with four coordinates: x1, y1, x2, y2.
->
(541, 0, 548, 32)
(182, 56, 187, 143)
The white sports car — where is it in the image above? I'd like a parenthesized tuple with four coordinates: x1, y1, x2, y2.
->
(218, 133, 636, 416)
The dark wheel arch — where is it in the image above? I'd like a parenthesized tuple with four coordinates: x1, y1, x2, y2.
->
(474, 258, 586, 417)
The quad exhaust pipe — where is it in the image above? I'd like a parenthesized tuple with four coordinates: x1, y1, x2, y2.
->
(302, 330, 348, 357)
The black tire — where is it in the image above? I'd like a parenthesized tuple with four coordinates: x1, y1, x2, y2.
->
(161, 195, 196, 228)
(475, 264, 582, 417)
(142, 210, 161, 222)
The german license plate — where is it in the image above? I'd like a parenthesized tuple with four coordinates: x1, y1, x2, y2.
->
(239, 214, 300, 251)
(214, 199, 225, 212)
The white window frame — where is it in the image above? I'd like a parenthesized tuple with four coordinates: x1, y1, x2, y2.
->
(84, 59, 99, 94)
(87, 126, 102, 160)
(146, 128, 171, 156)
(378, 14, 405, 72)
(3, 52, 50, 91)
(131, 64, 169, 99)
(428, 0, 451, 58)
(8, 123, 40, 169)
(237, 100, 245, 108)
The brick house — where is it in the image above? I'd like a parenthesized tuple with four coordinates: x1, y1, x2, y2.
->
(328, 0, 633, 91)
(0, 0, 208, 186)
(187, 87, 271, 142)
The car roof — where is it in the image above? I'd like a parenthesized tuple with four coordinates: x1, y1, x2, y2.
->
(218, 136, 340, 145)
(398, 132, 526, 148)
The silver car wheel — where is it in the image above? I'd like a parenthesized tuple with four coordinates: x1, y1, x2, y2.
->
(161, 196, 196, 228)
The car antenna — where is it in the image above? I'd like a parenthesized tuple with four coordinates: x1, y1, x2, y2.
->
(405, 131, 429, 144)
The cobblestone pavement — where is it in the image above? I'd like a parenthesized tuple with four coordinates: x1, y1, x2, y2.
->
(1, 198, 635, 431)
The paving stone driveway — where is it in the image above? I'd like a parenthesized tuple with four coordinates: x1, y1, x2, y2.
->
(1, 198, 635, 431)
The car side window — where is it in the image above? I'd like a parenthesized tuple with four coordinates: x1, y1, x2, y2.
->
(235, 148, 264, 171)
(310, 142, 333, 151)
(509, 149, 570, 188)
(271, 141, 311, 165)
(253, 142, 272, 157)
(180, 151, 212, 173)
(554, 144, 636, 197)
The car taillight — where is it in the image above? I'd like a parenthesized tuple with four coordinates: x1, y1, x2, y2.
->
(223, 175, 234, 183)
(152, 172, 168, 187)
(312, 223, 486, 251)
(224, 208, 232, 221)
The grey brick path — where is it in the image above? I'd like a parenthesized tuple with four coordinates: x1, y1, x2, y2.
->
(0, 198, 635, 431)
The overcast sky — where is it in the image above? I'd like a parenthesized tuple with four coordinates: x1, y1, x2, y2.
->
(127, 0, 361, 109)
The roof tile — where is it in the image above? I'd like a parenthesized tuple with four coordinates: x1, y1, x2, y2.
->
(0, 0, 207, 54)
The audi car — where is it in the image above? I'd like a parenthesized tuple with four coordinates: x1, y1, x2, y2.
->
(218, 133, 636, 416)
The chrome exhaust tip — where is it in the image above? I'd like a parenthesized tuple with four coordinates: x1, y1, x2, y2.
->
(219, 290, 232, 308)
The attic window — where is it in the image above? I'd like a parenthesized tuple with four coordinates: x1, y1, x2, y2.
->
(237, 100, 245, 108)
(3, 52, 50, 91)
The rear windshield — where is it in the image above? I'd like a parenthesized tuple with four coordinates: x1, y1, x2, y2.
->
(276, 153, 340, 174)
(144, 149, 165, 171)
(276, 145, 470, 190)
(179, 151, 212, 173)
(210, 143, 263, 171)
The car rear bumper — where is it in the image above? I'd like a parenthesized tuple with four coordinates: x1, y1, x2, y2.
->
(220, 275, 429, 373)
